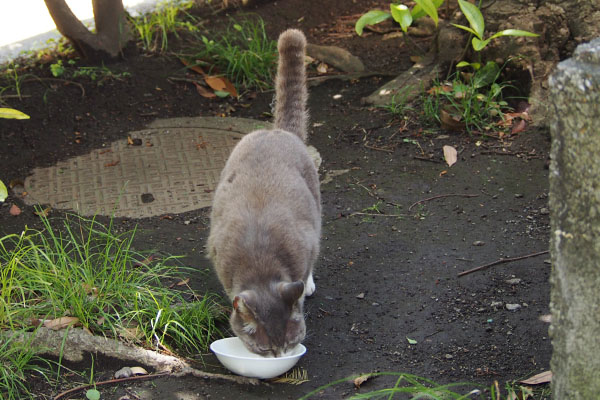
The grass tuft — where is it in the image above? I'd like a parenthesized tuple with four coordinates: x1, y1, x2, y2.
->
(189, 16, 277, 91)
(0, 213, 225, 377)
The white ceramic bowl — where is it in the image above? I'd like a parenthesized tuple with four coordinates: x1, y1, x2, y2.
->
(210, 337, 306, 379)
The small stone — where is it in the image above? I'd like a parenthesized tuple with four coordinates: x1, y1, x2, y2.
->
(356, 293, 365, 299)
(114, 366, 133, 379)
(472, 240, 485, 246)
(372, 302, 380, 307)
(505, 278, 522, 285)
(506, 303, 521, 311)
(184, 220, 191, 225)
(444, 354, 453, 359)
(491, 301, 503, 308)
(540, 207, 550, 215)
(514, 193, 524, 198)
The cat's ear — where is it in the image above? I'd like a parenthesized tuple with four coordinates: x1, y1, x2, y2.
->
(233, 291, 257, 318)
(279, 281, 305, 304)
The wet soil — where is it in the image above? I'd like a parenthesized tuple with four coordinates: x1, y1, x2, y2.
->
(0, 0, 551, 398)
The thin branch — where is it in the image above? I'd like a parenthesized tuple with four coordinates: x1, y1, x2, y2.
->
(409, 194, 479, 211)
(458, 250, 549, 277)
(54, 367, 260, 399)
(349, 212, 404, 218)
(54, 373, 169, 400)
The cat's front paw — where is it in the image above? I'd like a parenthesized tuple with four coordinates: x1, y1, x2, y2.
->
(305, 273, 316, 297)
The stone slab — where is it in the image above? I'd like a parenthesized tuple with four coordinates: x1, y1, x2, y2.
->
(24, 117, 272, 218)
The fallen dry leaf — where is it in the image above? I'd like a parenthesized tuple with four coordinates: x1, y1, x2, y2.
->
(440, 108, 464, 131)
(354, 373, 374, 389)
(43, 316, 79, 330)
(193, 81, 216, 98)
(176, 278, 190, 286)
(104, 160, 120, 167)
(443, 145, 458, 167)
(180, 58, 206, 76)
(9, 204, 21, 216)
(34, 207, 51, 217)
(205, 75, 238, 97)
(127, 136, 134, 145)
(519, 370, 552, 385)
(134, 255, 155, 268)
(511, 119, 527, 134)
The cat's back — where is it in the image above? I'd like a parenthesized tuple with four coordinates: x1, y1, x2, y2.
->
(214, 128, 319, 208)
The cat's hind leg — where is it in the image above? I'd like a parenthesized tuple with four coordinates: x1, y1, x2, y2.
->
(305, 272, 316, 297)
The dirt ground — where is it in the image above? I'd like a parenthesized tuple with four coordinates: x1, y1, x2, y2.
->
(0, 0, 551, 398)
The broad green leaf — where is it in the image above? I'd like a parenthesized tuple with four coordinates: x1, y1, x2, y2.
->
(414, 0, 439, 27)
(412, 0, 443, 19)
(390, 4, 412, 33)
(0, 108, 30, 119)
(472, 37, 491, 51)
(451, 23, 479, 38)
(86, 389, 101, 400)
(456, 61, 481, 70)
(472, 61, 500, 88)
(0, 180, 7, 202)
(457, 0, 484, 39)
(407, 337, 418, 345)
(355, 10, 391, 36)
(489, 29, 539, 40)
(214, 90, 230, 98)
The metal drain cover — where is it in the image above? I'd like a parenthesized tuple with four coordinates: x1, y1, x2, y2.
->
(24, 117, 271, 218)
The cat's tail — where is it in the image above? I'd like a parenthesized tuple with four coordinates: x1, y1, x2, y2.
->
(274, 29, 308, 142)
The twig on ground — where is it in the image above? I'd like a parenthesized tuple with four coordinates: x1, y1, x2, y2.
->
(413, 155, 441, 164)
(364, 142, 394, 153)
(457, 250, 549, 277)
(408, 194, 479, 211)
(54, 367, 260, 399)
(349, 212, 404, 218)
(6, 327, 260, 400)
(54, 373, 169, 400)
(23, 77, 86, 98)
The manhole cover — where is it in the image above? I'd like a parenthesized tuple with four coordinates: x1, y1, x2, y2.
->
(24, 117, 272, 218)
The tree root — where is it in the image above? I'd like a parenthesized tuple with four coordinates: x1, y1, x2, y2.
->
(7, 327, 260, 398)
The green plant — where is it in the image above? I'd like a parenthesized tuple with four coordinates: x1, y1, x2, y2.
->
(72, 65, 131, 84)
(379, 86, 415, 119)
(129, 0, 199, 52)
(356, 0, 444, 35)
(0, 213, 225, 354)
(423, 61, 515, 133)
(0, 329, 50, 400)
(300, 372, 482, 399)
(190, 17, 277, 91)
(0, 62, 27, 99)
(452, 0, 538, 52)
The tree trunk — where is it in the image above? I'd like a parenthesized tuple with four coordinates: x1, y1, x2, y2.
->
(548, 38, 600, 399)
(44, 0, 132, 62)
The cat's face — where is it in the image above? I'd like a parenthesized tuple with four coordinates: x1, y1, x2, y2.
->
(230, 281, 305, 357)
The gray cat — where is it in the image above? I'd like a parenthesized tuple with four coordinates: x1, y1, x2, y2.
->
(207, 29, 321, 357)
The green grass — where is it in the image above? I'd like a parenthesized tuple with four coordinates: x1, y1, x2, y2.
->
(0, 331, 50, 400)
(128, 0, 199, 52)
(0, 212, 225, 398)
(189, 17, 278, 91)
(299, 372, 551, 400)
